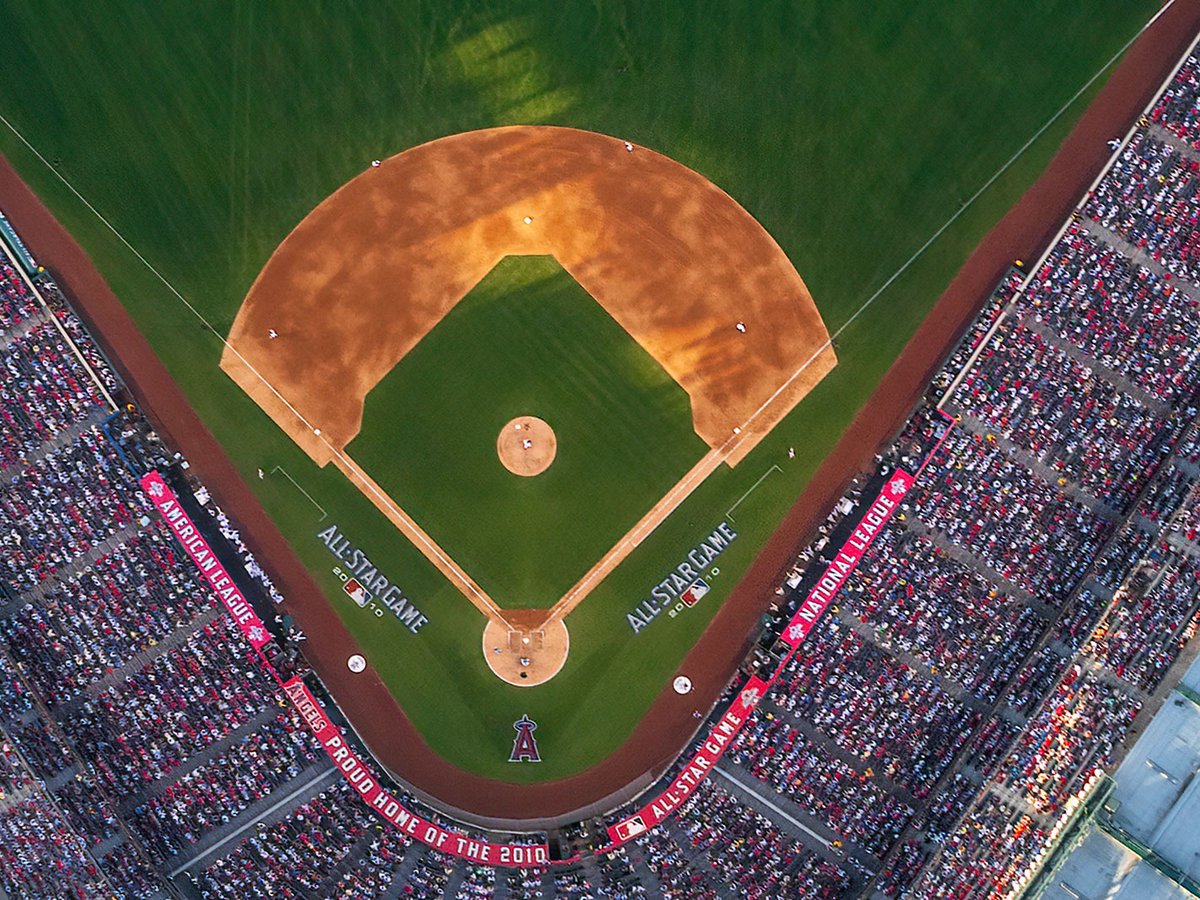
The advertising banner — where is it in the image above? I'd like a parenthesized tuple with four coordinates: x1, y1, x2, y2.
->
(141, 470, 272, 650)
(780, 469, 914, 648)
(608, 675, 769, 843)
(282, 678, 549, 866)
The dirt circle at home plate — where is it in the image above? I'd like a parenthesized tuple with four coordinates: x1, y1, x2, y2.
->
(497, 416, 557, 477)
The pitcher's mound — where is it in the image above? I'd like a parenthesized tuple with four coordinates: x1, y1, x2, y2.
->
(498, 417, 556, 477)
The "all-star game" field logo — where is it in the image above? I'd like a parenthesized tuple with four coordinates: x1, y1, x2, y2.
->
(317, 523, 429, 634)
(625, 522, 737, 634)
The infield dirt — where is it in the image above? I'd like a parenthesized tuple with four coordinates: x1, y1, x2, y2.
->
(221, 126, 836, 467)
(220, 124, 838, 668)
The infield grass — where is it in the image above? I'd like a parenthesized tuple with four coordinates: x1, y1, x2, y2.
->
(348, 254, 706, 609)
(0, 0, 1162, 781)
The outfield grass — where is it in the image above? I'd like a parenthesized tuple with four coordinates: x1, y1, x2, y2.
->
(0, 0, 1161, 781)
(349, 255, 706, 609)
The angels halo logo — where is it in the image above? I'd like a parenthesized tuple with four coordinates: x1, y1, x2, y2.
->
(509, 714, 541, 763)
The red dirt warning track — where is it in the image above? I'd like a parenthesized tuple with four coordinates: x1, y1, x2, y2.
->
(0, 0, 1196, 822)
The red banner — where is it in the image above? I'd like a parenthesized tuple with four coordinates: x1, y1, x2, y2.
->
(140, 470, 272, 650)
(780, 468, 913, 648)
(141, 469, 551, 866)
(606, 469, 915, 847)
(282, 678, 549, 866)
(144, 459, 915, 860)
(608, 675, 769, 842)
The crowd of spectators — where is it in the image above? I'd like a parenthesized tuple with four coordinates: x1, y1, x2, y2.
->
(907, 428, 1113, 603)
(1, 522, 215, 707)
(60, 618, 281, 796)
(671, 780, 850, 898)
(949, 315, 1182, 509)
(628, 780, 850, 899)
(130, 710, 324, 860)
(772, 621, 978, 798)
(913, 794, 1047, 899)
(0, 320, 109, 472)
(1087, 548, 1200, 691)
(1023, 226, 1200, 402)
(1084, 131, 1200, 284)
(1152, 49, 1200, 148)
(840, 526, 1045, 704)
(194, 781, 385, 898)
(0, 425, 141, 591)
(997, 667, 1139, 816)
(697, 64, 1200, 895)
(728, 711, 914, 855)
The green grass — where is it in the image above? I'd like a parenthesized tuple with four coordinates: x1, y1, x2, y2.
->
(349, 255, 706, 609)
(0, 0, 1161, 781)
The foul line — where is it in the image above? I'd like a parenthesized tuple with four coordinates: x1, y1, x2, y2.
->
(0, 0, 1175, 626)
(548, 449, 725, 623)
(0, 1, 1163, 453)
(713, 0, 1179, 449)
(334, 452, 506, 622)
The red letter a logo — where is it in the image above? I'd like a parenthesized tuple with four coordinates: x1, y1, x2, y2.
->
(509, 714, 541, 763)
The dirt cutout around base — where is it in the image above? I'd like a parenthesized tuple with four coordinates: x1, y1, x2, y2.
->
(497, 416, 556, 477)
(483, 612, 569, 687)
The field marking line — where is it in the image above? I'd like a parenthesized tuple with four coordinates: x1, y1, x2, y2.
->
(0, 110, 328, 456)
(726, 464, 782, 523)
(269, 465, 327, 521)
(0, 0, 1173, 631)
(719, 0, 1179, 451)
(547, 448, 725, 624)
(332, 452, 507, 623)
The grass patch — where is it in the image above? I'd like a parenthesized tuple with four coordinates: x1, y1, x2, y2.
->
(349, 254, 706, 608)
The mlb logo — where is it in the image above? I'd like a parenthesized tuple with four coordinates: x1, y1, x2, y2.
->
(615, 816, 647, 840)
(679, 579, 709, 607)
(343, 578, 371, 607)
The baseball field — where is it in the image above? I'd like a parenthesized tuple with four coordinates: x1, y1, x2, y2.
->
(0, 0, 1163, 795)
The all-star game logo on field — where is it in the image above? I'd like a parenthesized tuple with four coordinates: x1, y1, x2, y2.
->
(317, 523, 429, 634)
(626, 522, 738, 634)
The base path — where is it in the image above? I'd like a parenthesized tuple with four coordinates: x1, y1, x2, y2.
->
(0, 0, 1195, 822)
(331, 452, 505, 622)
